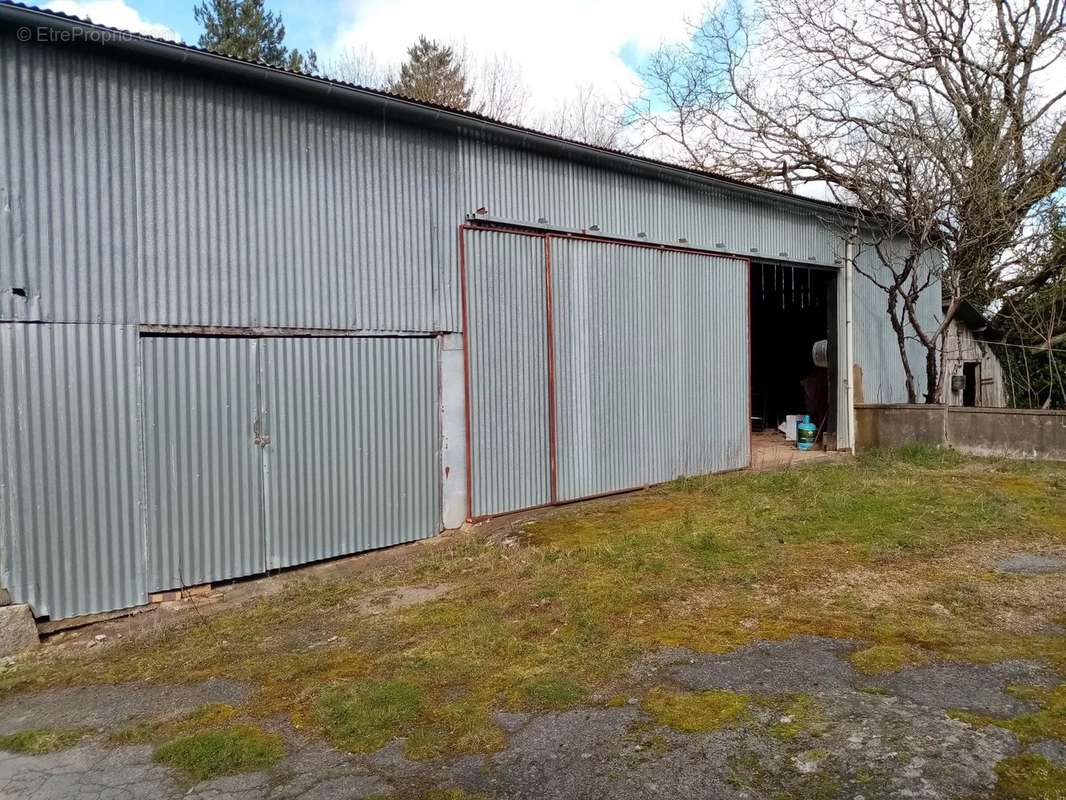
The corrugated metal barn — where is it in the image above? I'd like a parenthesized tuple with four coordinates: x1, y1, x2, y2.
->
(0, 3, 939, 621)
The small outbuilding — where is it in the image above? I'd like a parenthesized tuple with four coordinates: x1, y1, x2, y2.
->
(0, 3, 939, 621)
(942, 300, 1008, 408)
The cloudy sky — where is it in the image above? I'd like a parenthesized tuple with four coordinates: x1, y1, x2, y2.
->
(41, 0, 711, 113)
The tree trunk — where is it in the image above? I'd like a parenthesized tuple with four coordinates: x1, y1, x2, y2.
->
(888, 289, 919, 403)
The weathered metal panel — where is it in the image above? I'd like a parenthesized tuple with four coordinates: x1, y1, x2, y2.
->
(463, 229, 552, 516)
(459, 135, 837, 269)
(0, 323, 145, 619)
(552, 239, 749, 500)
(852, 236, 940, 403)
(0, 36, 460, 332)
(142, 336, 265, 590)
(261, 336, 440, 569)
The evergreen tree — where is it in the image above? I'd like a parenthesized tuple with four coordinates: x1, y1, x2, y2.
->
(194, 0, 316, 72)
(390, 37, 472, 110)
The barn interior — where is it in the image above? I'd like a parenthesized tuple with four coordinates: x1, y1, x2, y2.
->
(750, 261, 837, 451)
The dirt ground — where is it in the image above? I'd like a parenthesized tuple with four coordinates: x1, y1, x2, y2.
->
(1, 449, 1064, 799)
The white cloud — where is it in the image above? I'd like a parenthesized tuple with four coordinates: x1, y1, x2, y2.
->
(325, 0, 707, 113)
(42, 0, 181, 41)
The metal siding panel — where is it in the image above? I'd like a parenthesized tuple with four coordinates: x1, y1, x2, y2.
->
(0, 37, 459, 333)
(142, 336, 265, 590)
(464, 229, 552, 516)
(262, 337, 440, 569)
(852, 236, 940, 403)
(0, 323, 145, 619)
(460, 135, 836, 270)
(553, 240, 749, 501)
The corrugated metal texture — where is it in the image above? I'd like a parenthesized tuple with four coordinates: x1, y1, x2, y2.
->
(262, 337, 439, 569)
(0, 323, 145, 619)
(662, 249, 750, 476)
(552, 239, 749, 500)
(463, 229, 551, 516)
(459, 136, 837, 268)
(853, 237, 941, 403)
(0, 36, 460, 332)
(142, 336, 265, 590)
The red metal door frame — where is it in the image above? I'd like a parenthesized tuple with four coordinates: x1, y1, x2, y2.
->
(458, 222, 753, 523)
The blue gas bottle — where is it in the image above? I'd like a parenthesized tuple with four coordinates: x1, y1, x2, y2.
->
(796, 415, 816, 451)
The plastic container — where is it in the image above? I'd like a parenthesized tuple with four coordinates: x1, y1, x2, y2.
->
(796, 415, 817, 451)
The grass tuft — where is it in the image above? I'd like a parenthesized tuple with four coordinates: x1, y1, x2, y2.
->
(950, 684, 1066, 744)
(317, 680, 424, 753)
(153, 724, 283, 783)
(643, 688, 748, 732)
(994, 753, 1066, 799)
(515, 676, 585, 710)
(851, 643, 930, 674)
(0, 728, 83, 755)
(760, 694, 828, 739)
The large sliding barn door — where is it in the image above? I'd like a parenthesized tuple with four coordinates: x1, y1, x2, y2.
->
(462, 229, 553, 518)
(461, 226, 750, 519)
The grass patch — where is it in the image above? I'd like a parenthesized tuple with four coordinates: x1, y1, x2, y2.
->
(0, 450, 1064, 759)
(995, 753, 1066, 799)
(514, 675, 585, 710)
(0, 728, 83, 755)
(153, 724, 283, 783)
(950, 684, 1066, 744)
(760, 694, 828, 740)
(643, 688, 748, 732)
(110, 703, 240, 746)
(317, 680, 424, 753)
(851, 643, 930, 674)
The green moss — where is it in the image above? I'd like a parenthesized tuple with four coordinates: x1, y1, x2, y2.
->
(110, 703, 240, 745)
(761, 694, 827, 740)
(995, 753, 1066, 799)
(0, 728, 83, 755)
(515, 676, 585, 710)
(153, 724, 283, 783)
(951, 685, 1066, 744)
(851, 644, 930, 674)
(643, 688, 748, 732)
(317, 680, 424, 753)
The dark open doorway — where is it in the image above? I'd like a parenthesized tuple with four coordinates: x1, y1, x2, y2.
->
(750, 261, 838, 443)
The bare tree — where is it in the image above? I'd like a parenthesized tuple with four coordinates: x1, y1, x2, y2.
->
(324, 45, 390, 89)
(468, 52, 532, 124)
(539, 84, 629, 149)
(634, 0, 1066, 403)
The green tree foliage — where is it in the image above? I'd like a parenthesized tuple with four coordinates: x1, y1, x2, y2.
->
(194, 0, 316, 73)
(389, 36, 472, 110)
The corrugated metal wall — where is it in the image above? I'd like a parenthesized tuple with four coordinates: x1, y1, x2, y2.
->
(144, 335, 440, 592)
(0, 27, 945, 618)
(460, 134, 838, 268)
(0, 38, 460, 333)
(552, 240, 749, 500)
(463, 229, 750, 515)
(142, 337, 266, 590)
(262, 337, 439, 568)
(463, 229, 552, 517)
(0, 324, 146, 619)
(853, 236, 942, 403)
(1, 34, 843, 338)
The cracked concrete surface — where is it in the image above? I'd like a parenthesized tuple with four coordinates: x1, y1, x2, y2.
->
(0, 637, 1056, 799)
